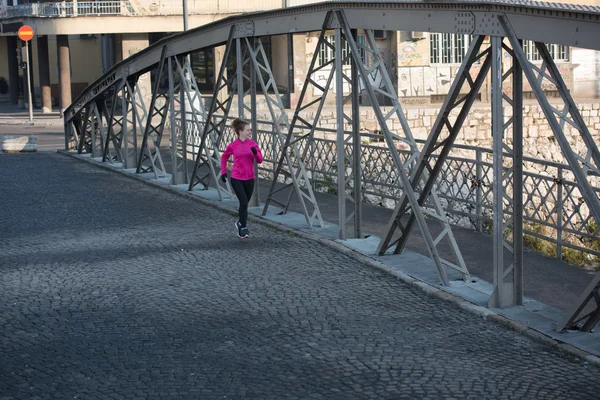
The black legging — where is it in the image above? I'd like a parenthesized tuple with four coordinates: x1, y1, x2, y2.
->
(230, 178, 254, 228)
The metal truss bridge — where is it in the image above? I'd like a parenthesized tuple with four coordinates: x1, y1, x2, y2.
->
(62, 0, 600, 334)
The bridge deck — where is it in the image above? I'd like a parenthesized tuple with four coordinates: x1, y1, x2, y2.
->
(70, 142, 600, 358)
(1, 145, 599, 397)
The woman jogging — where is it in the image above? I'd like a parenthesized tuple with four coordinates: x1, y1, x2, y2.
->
(220, 118, 264, 238)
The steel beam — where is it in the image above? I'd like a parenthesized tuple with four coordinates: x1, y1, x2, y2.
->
(102, 81, 125, 164)
(249, 38, 260, 208)
(490, 35, 507, 308)
(500, 13, 600, 323)
(350, 29, 362, 239)
(64, 120, 77, 151)
(557, 273, 600, 332)
(91, 101, 106, 159)
(350, 28, 470, 279)
(376, 36, 491, 267)
(179, 76, 189, 182)
(556, 273, 600, 332)
(262, 14, 340, 228)
(246, 35, 324, 228)
(173, 57, 208, 186)
(500, 15, 600, 239)
(488, 37, 525, 308)
(188, 27, 237, 199)
(234, 35, 259, 205)
(71, 112, 85, 153)
(338, 10, 453, 284)
(512, 40, 525, 306)
(121, 80, 140, 169)
(77, 103, 93, 154)
(167, 56, 196, 185)
(332, 26, 362, 240)
(136, 46, 169, 178)
(130, 83, 151, 166)
(65, 2, 600, 122)
(335, 24, 348, 239)
(168, 57, 182, 184)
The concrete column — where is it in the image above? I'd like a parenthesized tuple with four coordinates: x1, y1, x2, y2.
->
(7, 36, 19, 105)
(101, 34, 115, 73)
(270, 34, 290, 107)
(57, 35, 72, 115)
(389, 31, 399, 98)
(290, 34, 306, 109)
(37, 36, 52, 113)
(121, 34, 150, 107)
(114, 34, 123, 64)
(213, 45, 227, 104)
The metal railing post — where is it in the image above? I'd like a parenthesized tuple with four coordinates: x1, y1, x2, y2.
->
(476, 148, 483, 231)
(557, 166, 564, 260)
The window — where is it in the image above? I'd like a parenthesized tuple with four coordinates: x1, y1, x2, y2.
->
(429, 33, 471, 64)
(225, 37, 273, 93)
(190, 48, 215, 92)
(523, 41, 568, 62)
(317, 34, 367, 66)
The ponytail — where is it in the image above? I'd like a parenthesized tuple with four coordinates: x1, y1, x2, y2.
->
(231, 118, 249, 137)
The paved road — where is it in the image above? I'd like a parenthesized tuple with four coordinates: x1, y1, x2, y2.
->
(2, 121, 596, 315)
(1, 152, 599, 399)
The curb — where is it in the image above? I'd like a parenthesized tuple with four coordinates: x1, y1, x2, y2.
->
(0, 121, 63, 127)
(57, 150, 600, 368)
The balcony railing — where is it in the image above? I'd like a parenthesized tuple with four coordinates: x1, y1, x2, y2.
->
(0, 0, 331, 19)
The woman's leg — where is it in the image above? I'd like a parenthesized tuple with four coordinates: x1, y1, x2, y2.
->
(230, 178, 249, 227)
(242, 179, 255, 214)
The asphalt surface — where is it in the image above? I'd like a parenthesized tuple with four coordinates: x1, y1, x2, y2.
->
(1, 148, 600, 398)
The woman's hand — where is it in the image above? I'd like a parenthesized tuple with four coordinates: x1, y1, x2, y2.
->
(220, 173, 227, 183)
(251, 147, 257, 155)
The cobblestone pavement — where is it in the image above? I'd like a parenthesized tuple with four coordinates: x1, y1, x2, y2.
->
(1, 152, 599, 400)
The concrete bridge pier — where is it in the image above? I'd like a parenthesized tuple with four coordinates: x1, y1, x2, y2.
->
(57, 35, 72, 116)
(37, 35, 52, 113)
(6, 36, 20, 106)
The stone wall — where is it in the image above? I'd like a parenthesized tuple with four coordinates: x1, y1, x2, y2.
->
(195, 99, 600, 255)
(243, 100, 599, 162)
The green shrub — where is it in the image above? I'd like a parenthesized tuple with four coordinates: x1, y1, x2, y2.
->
(561, 246, 589, 265)
(523, 233, 557, 258)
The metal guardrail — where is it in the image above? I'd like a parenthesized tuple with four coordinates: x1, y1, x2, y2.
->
(5, 0, 600, 20)
(178, 116, 600, 260)
(1, 0, 301, 18)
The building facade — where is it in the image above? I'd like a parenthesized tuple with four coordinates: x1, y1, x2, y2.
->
(1, 0, 599, 115)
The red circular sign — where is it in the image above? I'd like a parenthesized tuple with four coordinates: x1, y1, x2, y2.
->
(18, 25, 34, 42)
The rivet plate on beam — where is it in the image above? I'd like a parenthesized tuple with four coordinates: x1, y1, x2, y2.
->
(233, 21, 255, 38)
(455, 12, 475, 35)
(474, 13, 505, 36)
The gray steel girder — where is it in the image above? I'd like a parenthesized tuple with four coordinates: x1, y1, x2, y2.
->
(65, 1, 600, 121)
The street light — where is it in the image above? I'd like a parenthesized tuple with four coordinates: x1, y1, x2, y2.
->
(182, 0, 188, 31)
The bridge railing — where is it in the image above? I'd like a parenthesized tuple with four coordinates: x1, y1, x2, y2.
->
(177, 114, 600, 261)
(0, 0, 323, 19)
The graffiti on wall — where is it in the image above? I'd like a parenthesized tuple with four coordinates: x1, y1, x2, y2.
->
(311, 68, 353, 96)
(308, 45, 398, 98)
(397, 43, 424, 66)
(398, 66, 454, 97)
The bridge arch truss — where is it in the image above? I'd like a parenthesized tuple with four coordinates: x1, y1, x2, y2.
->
(63, 0, 600, 332)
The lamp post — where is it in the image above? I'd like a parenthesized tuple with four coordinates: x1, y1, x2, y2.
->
(183, 0, 188, 31)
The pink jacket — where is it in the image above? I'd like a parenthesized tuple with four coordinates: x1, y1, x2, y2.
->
(221, 139, 264, 180)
